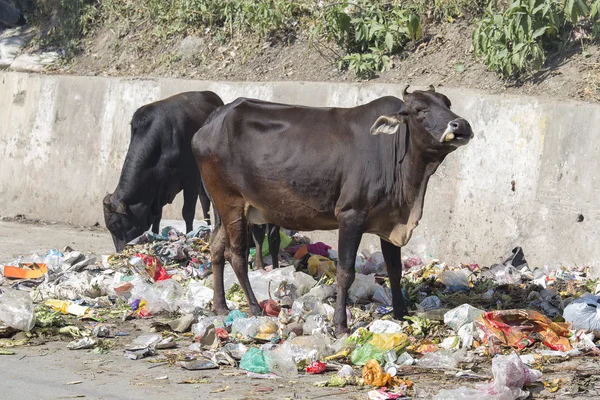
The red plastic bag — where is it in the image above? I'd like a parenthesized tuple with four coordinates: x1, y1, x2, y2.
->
(135, 254, 170, 281)
(260, 299, 281, 317)
(306, 361, 326, 374)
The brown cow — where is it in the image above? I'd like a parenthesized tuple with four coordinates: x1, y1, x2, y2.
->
(193, 86, 474, 334)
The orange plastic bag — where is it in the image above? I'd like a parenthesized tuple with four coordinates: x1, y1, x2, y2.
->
(475, 310, 572, 351)
(362, 359, 414, 388)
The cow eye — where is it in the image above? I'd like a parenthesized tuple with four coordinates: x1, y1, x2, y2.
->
(414, 108, 426, 115)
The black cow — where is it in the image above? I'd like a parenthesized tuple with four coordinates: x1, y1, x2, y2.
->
(193, 86, 474, 334)
(104, 91, 223, 252)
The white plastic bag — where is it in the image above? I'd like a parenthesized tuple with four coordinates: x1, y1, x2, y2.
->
(0, 290, 36, 331)
(349, 273, 377, 302)
(444, 304, 484, 332)
(434, 352, 542, 400)
(563, 294, 600, 332)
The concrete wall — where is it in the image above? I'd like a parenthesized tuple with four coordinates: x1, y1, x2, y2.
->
(1, 71, 599, 272)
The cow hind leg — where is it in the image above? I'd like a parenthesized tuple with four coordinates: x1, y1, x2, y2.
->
(210, 224, 229, 315)
(334, 213, 365, 336)
(225, 210, 262, 316)
(251, 224, 266, 270)
(182, 188, 198, 233)
(268, 224, 281, 269)
(380, 238, 408, 320)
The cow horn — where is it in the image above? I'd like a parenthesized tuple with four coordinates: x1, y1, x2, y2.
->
(402, 85, 410, 99)
(428, 85, 436, 92)
(103, 193, 113, 209)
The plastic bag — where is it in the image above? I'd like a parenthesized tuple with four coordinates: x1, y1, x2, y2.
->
(239, 347, 269, 374)
(149, 279, 183, 312)
(563, 294, 600, 332)
(181, 281, 213, 312)
(291, 295, 328, 317)
(349, 273, 378, 303)
(439, 270, 470, 291)
(350, 333, 408, 366)
(231, 316, 277, 339)
(359, 252, 385, 275)
(372, 285, 393, 306)
(444, 304, 484, 332)
(435, 352, 541, 400)
(307, 255, 336, 280)
(225, 309, 247, 327)
(474, 309, 572, 351)
(263, 345, 299, 378)
(303, 314, 331, 335)
(417, 348, 466, 369)
(362, 359, 410, 387)
(396, 352, 415, 366)
(0, 290, 36, 331)
(369, 320, 403, 334)
(419, 295, 442, 311)
(285, 332, 332, 362)
(192, 316, 225, 338)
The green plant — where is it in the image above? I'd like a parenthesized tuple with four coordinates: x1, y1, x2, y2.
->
(311, 1, 421, 79)
(474, 0, 600, 79)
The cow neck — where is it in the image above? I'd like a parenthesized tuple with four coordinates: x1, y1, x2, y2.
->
(383, 125, 448, 246)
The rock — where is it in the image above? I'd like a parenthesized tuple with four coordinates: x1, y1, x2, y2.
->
(10, 51, 60, 72)
(179, 36, 205, 60)
(0, 26, 33, 69)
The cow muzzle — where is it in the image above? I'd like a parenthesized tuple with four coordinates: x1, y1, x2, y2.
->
(440, 118, 474, 144)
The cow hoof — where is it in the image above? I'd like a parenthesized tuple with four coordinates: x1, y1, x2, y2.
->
(248, 304, 263, 316)
(335, 325, 350, 338)
(213, 305, 230, 315)
(393, 311, 408, 321)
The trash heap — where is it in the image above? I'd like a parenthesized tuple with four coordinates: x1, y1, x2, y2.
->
(1, 226, 600, 399)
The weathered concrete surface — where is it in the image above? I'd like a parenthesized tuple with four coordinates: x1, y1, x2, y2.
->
(1, 71, 598, 272)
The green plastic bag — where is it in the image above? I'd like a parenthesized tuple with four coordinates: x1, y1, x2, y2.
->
(350, 333, 408, 366)
(261, 230, 293, 257)
(239, 347, 269, 374)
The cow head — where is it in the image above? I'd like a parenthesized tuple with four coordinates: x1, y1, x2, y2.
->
(370, 85, 473, 151)
(103, 193, 144, 252)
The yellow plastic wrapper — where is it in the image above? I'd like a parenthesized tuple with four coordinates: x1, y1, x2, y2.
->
(369, 333, 408, 350)
(258, 319, 278, 334)
(307, 255, 337, 279)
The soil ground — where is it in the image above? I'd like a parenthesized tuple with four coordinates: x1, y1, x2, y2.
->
(1, 220, 600, 400)
(13, 15, 600, 103)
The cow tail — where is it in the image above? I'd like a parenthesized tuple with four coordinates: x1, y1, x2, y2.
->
(201, 177, 221, 229)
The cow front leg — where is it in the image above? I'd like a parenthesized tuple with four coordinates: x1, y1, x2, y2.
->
(182, 188, 198, 233)
(151, 209, 162, 234)
(198, 183, 211, 225)
(227, 216, 262, 316)
(267, 224, 281, 269)
(334, 214, 365, 336)
(381, 238, 408, 320)
(251, 224, 266, 270)
(210, 224, 229, 315)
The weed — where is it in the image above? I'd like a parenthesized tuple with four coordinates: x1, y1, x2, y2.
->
(473, 0, 600, 79)
(311, 1, 421, 79)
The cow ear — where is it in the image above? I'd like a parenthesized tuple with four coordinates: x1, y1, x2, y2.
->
(370, 114, 404, 135)
(103, 193, 113, 211)
(103, 193, 127, 215)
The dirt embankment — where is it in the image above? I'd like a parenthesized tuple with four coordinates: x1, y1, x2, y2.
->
(5, 2, 600, 103)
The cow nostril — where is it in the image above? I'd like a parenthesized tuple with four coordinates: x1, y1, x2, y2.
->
(450, 121, 459, 130)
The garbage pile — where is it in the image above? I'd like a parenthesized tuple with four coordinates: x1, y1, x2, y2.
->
(1, 225, 600, 399)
